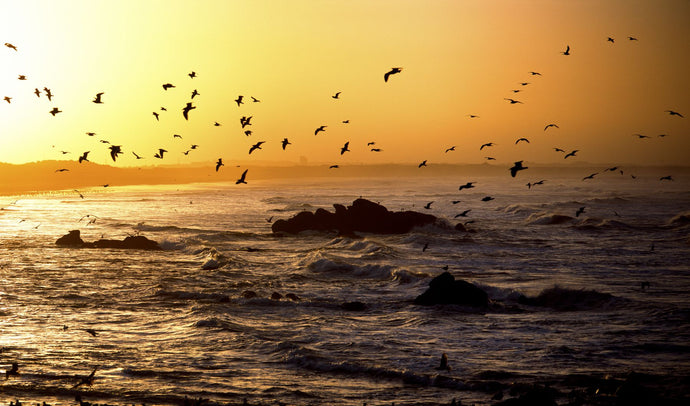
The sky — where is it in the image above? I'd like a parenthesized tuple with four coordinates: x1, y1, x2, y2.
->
(1, 0, 689, 170)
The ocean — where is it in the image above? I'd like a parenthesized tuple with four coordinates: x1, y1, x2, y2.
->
(1, 171, 689, 405)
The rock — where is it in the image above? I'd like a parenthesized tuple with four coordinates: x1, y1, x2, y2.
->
(517, 286, 615, 311)
(271, 198, 438, 234)
(414, 272, 488, 307)
(56, 230, 160, 250)
(341, 301, 367, 311)
(55, 230, 84, 246)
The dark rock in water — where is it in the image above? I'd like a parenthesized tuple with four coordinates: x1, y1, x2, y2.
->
(241, 290, 258, 299)
(56, 230, 160, 250)
(271, 198, 439, 234)
(285, 293, 301, 302)
(341, 301, 367, 311)
(414, 271, 488, 307)
(55, 230, 84, 246)
(518, 286, 615, 311)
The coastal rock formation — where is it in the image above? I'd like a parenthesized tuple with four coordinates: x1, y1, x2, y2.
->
(56, 230, 161, 250)
(414, 271, 489, 307)
(271, 198, 438, 234)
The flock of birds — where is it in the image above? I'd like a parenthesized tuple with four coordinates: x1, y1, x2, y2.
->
(1, 36, 685, 218)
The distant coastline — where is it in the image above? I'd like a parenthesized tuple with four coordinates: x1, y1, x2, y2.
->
(1, 160, 688, 197)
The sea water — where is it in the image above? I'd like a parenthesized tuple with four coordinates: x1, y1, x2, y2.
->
(1, 172, 689, 405)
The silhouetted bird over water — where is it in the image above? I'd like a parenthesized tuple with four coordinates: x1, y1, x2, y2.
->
(418, 160, 427, 168)
(458, 182, 475, 191)
(665, 110, 684, 118)
(510, 161, 528, 177)
(576, 207, 585, 217)
(236, 169, 248, 184)
(564, 150, 579, 159)
(215, 158, 224, 172)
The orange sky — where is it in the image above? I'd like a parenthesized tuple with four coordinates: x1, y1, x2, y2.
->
(1, 0, 688, 170)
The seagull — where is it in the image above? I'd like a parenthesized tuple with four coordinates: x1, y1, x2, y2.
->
(332, 92, 341, 99)
(515, 138, 530, 144)
(34, 88, 41, 97)
(481, 196, 495, 202)
(251, 96, 260, 103)
(371, 148, 382, 152)
(109, 145, 122, 162)
(564, 149, 579, 159)
(162, 83, 175, 90)
(74, 190, 84, 199)
(342, 120, 350, 123)
(188, 71, 197, 78)
(510, 161, 528, 177)
(182, 150, 191, 155)
(49, 107, 62, 116)
(544, 123, 559, 131)
(529, 71, 541, 76)
(659, 175, 673, 181)
(582, 172, 598, 181)
(99, 139, 110, 144)
(367, 142, 376, 146)
(18, 75, 27, 80)
(452, 200, 461, 204)
(3, 96, 10, 103)
(182, 102, 195, 120)
(5, 362, 19, 379)
(575, 207, 585, 217)
(561, 45, 570, 55)
(454, 210, 471, 218)
(72, 367, 98, 389)
(191, 144, 199, 149)
(445, 146, 456, 153)
(44, 87, 53, 101)
(329, 165, 339, 169)
(78, 151, 90, 163)
(384, 67, 402, 82)
(4, 42, 18, 51)
(236, 169, 248, 184)
(665, 110, 684, 118)
(458, 182, 475, 191)
(214, 121, 221, 126)
(215, 158, 224, 172)
(173, 134, 182, 139)
(485, 156, 496, 161)
(86, 132, 95, 136)
(519, 82, 530, 86)
(55, 168, 69, 172)
(422, 242, 429, 252)
(281, 138, 291, 150)
(340, 141, 350, 155)
(314, 125, 327, 135)
(424, 201, 433, 209)
(467, 114, 480, 118)
(154, 149, 167, 159)
(607, 37, 615, 43)
(249, 141, 265, 154)
(480, 142, 494, 150)
(92, 92, 104, 104)
(604, 166, 619, 172)
(633, 134, 650, 139)
(152, 111, 159, 121)
(418, 160, 427, 168)
(628, 36, 638, 41)
(132, 151, 143, 159)
(235, 95, 244, 106)
(244, 130, 252, 136)
(191, 89, 200, 99)
(554, 147, 565, 153)
(240, 116, 253, 128)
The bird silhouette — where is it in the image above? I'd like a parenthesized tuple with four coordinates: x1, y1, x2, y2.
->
(424, 201, 433, 209)
(55, 168, 69, 173)
(576, 207, 585, 217)
(454, 210, 471, 218)
(162, 83, 175, 90)
(5, 362, 19, 379)
(480, 142, 494, 150)
(564, 150, 579, 159)
(314, 125, 327, 135)
(93, 92, 104, 104)
(132, 151, 143, 160)
(249, 141, 265, 154)
(628, 36, 638, 41)
(481, 196, 494, 202)
(659, 175, 673, 181)
(554, 147, 565, 153)
(582, 172, 598, 181)
(3, 96, 10, 103)
(342, 120, 350, 123)
(191, 144, 199, 149)
(215, 158, 224, 172)
(44, 87, 53, 101)
(510, 161, 528, 177)
(173, 134, 182, 139)
(371, 148, 382, 152)
(34, 88, 41, 97)
(282, 138, 291, 150)
(561, 45, 570, 55)
(188, 71, 197, 78)
(78, 151, 90, 163)
(4, 42, 18, 51)
(191, 89, 200, 99)
(214, 121, 221, 126)
(152, 111, 159, 121)
(235, 95, 244, 106)
(665, 110, 684, 118)
(332, 92, 341, 99)
(244, 130, 252, 136)
(182, 102, 196, 120)
(154, 149, 167, 159)
(236, 169, 248, 184)
(607, 37, 615, 43)
(529, 71, 541, 76)
(240, 116, 253, 128)
(329, 165, 339, 169)
(72, 367, 98, 389)
(544, 123, 559, 131)
(86, 132, 95, 136)
(109, 145, 122, 162)
(49, 107, 62, 116)
(520, 82, 530, 86)
(18, 75, 27, 80)
(485, 157, 496, 161)
(445, 146, 456, 153)
(504, 98, 523, 104)
(604, 166, 619, 172)
(384, 67, 402, 82)
(515, 138, 530, 144)
(418, 160, 427, 168)
(458, 182, 475, 191)
(340, 142, 350, 155)
(467, 114, 480, 118)
(251, 96, 260, 103)
(633, 134, 650, 139)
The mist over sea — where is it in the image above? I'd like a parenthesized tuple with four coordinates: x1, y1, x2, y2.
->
(1, 171, 689, 405)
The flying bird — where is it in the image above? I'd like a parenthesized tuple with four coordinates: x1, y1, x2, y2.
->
(554, 147, 565, 153)
(564, 150, 579, 159)
(423, 201, 433, 209)
(332, 92, 341, 99)
(458, 182, 475, 191)
(481, 196, 495, 202)
(251, 96, 260, 102)
(515, 138, 530, 144)
(162, 83, 175, 90)
(633, 134, 650, 139)
(236, 169, 248, 184)
(576, 207, 585, 217)
(154, 149, 167, 159)
(418, 160, 427, 168)
(628, 36, 638, 41)
(342, 120, 350, 123)
(384, 67, 402, 82)
(607, 37, 615, 43)
(370, 148, 382, 152)
(480, 142, 494, 150)
(340, 141, 350, 155)
(504, 98, 523, 104)
(485, 157, 496, 161)
(44, 87, 53, 101)
(510, 161, 528, 177)
(240, 116, 253, 128)
(4, 42, 18, 51)
(18, 75, 27, 80)
(182, 102, 195, 120)
(34, 88, 41, 97)
(72, 367, 98, 389)
(78, 151, 90, 163)
(544, 123, 559, 131)
(49, 107, 62, 116)
(188, 71, 197, 78)
(3, 96, 11, 103)
(244, 130, 252, 136)
(281, 138, 291, 150)
(93, 92, 104, 103)
(214, 121, 221, 126)
(659, 175, 673, 181)
(314, 125, 327, 135)
(173, 134, 182, 139)
(152, 111, 159, 121)
(329, 165, 339, 169)
(582, 172, 598, 181)
(109, 145, 122, 162)
(235, 95, 244, 106)
(665, 110, 684, 118)
(215, 158, 224, 172)
(249, 141, 265, 154)
(191, 144, 199, 149)
(55, 168, 69, 172)
(74, 190, 84, 199)
(454, 210, 471, 218)
(445, 146, 456, 153)
(132, 151, 143, 159)
(467, 114, 480, 118)
(561, 45, 570, 55)
(5, 362, 19, 379)
(86, 132, 95, 136)
(529, 71, 541, 76)
(191, 89, 200, 99)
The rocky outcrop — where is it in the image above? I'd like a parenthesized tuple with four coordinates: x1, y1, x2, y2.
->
(414, 271, 489, 307)
(271, 198, 438, 234)
(56, 230, 161, 250)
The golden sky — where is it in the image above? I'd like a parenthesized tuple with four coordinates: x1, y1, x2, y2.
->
(1, 0, 688, 168)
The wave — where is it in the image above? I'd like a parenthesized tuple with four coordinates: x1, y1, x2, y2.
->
(573, 218, 633, 230)
(305, 257, 423, 283)
(526, 212, 575, 225)
(155, 289, 230, 302)
(668, 211, 690, 226)
(518, 286, 623, 311)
